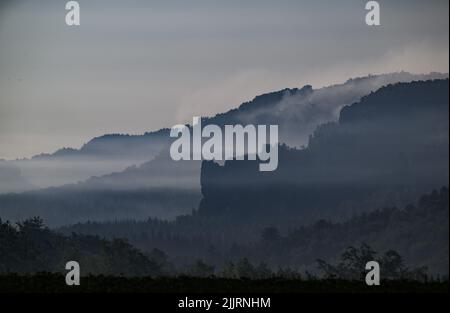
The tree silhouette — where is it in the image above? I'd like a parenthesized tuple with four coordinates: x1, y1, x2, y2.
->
(317, 244, 429, 281)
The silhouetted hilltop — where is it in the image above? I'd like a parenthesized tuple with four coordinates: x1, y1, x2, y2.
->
(207, 72, 449, 148)
(339, 79, 449, 124)
(207, 85, 312, 126)
(0, 75, 447, 226)
(3, 72, 446, 191)
(198, 79, 449, 224)
(31, 129, 171, 161)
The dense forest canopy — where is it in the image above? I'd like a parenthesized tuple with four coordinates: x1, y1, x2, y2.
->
(56, 188, 449, 276)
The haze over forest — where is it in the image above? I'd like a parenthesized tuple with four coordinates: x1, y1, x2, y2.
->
(0, 0, 448, 284)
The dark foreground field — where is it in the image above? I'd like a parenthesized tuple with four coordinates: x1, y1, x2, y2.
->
(0, 274, 447, 293)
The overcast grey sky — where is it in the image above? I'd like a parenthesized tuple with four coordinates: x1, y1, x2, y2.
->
(0, 0, 448, 159)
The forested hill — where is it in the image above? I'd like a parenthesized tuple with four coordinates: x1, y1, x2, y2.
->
(245, 187, 449, 275)
(2, 72, 446, 192)
(0, 217, 162, 276)
(198, 79, 449, 225)
(56, 188, 449, 275)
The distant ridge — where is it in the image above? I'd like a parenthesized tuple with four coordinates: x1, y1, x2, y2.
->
(198, 79, 449, 225)
(21, 71, 450, 161)
(1, 72, 448, 193)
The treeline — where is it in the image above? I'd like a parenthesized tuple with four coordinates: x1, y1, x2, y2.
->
(57, 188, 449, 275)
(0, 216, 439, 283)
(2, 188, 445, 277)
(235, 187, 449, 275)
(0, 217, 161, 276)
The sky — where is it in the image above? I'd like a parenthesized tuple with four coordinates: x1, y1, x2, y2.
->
(0, 0, 448, 160)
